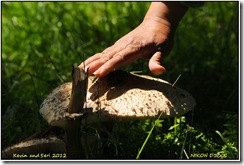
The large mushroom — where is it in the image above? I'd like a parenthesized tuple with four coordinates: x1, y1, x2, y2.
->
(2, 70, 196, 159)
(39, 70, 196, 127)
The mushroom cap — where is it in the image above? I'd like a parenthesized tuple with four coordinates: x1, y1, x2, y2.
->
(40, 70, 196, 126)
(40, 83, 72, 128)
(2, 136, 66, 159)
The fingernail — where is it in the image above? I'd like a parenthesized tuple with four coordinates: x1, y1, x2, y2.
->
(78, 62, 84, 68)
(152, 66, 166, 75)
(93, 69, 101, 77)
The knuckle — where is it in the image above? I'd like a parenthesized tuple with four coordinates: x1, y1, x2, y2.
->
(114, 53, 124, 62)
(100, 55, 110, 63)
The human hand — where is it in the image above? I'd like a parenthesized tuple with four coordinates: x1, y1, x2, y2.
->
(80, 18, 173, 77)
(79, 2, 188, 77)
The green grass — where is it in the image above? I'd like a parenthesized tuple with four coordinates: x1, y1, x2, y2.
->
(2, 2, 239, 159)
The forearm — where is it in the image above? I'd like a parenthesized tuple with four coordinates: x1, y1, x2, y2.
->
(144, 2, 188, 32)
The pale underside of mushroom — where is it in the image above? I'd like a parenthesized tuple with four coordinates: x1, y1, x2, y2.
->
(39, 70, 196, 127)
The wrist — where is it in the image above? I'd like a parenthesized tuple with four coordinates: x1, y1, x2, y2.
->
(144, 2, 188, 32)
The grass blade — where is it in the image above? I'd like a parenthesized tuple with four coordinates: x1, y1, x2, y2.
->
(136, 112, 164, 159)
(216, 130, 235, 159)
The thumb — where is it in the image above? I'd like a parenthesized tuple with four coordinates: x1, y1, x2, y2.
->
(148, 51, 166, 75)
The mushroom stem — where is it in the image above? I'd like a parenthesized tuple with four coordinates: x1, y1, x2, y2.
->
(65, 66, 88, 159)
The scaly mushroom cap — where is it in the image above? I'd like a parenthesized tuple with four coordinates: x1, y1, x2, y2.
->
(40, 70, 196, 127)
(40, 83, 72, 128)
